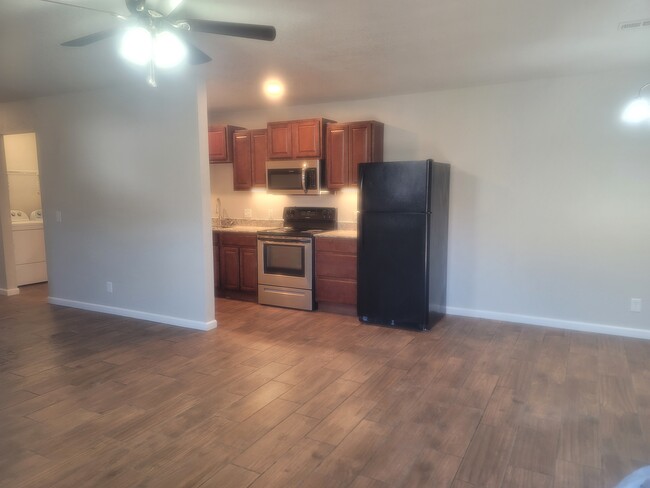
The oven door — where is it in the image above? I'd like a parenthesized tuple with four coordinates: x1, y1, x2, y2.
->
(257, 236, 313, 290)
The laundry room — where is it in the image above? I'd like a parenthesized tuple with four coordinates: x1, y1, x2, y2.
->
(2, 132, 47, 288)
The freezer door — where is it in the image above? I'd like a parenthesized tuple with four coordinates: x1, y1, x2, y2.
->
(357, 212, 429, 328)
(358, 160, 431, 213)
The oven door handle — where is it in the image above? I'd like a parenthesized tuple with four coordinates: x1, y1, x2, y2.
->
(301, 167, 307, 194)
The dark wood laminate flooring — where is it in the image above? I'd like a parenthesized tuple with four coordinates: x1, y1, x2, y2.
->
(1, 284, 650, 487)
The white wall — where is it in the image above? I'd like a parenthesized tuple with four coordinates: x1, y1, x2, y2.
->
(33, 82, 216, 330)
(211, 69, 650, 336)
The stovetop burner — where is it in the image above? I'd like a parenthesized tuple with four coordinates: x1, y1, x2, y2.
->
(258, 227, 328, 238)
(258, 207, 337, 238)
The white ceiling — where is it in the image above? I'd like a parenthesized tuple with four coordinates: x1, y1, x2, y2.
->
(1, 0, 650, 111)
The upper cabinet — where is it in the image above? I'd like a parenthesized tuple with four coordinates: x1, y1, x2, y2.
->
(325, 121, 384, 190)
(209, 124, 244, 164)
(232, 129, 268, 191)
(267, 118, 334, 159)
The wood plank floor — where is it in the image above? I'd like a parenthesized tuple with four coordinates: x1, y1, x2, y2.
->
(1, 284, 650, 487)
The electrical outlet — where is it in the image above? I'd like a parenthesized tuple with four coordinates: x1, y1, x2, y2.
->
(631, 298, 642, 313)
(244, 208, 252, 219)
(106, 281, 113, 294)
(56, 210, 62, 223)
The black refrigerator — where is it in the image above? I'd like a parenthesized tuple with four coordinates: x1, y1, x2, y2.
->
(357, 160, 450, 331)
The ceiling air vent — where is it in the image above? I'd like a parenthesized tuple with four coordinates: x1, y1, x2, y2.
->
(619, 18, 650, 30)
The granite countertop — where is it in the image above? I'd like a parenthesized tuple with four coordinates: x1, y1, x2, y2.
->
(212, 225, 275, 233)
(212, 224, 358, 238)
(318, 229, 358, 239)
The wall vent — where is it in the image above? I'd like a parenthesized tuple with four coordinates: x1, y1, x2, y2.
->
(619, 18, 650, 30)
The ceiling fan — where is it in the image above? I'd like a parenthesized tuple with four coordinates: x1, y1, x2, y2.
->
(42, 0, 277, 86)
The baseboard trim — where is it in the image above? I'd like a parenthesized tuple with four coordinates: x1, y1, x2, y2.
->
(48, 297, 217, 331)
(0, 288, 20, 296)
(446, 306, 650, 340)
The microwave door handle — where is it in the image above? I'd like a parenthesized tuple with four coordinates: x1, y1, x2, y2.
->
(301, 167, 307, 194)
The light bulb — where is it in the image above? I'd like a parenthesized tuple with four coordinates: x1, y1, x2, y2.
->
(622, 97, 650, 124)
(154, 31, 187, 68)
(120, 27, 153, 65)
(263, 79, 285, 100)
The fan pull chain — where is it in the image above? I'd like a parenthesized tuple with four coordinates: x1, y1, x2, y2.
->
(148, 58, 157, 88)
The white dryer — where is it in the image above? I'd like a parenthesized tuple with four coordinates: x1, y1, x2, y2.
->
(11, 210, 47, 286)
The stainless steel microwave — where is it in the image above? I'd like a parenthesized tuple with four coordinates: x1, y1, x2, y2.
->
(266, 159, 321, 195)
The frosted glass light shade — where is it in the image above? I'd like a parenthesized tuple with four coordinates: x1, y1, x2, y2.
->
(622, 97, 650, 124)
(154, 31, 187, 68)
(120, 27, 153, 66)
(120, 28, 187, 68)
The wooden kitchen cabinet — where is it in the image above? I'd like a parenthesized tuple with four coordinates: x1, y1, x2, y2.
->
(315, 236, 358, 314)
(217, 232, 258, 300)
(251, 130, 268, 187)
(267, 118, 334, 159)
(239, 247, 258, 292)
(325, 121, 384, 190)
(209, 124, 244, 164)
(213, 232, 220, 292)
(232, 129, 268, 190)
(267, 121, 292, 159)
(221, 246, 241, 290)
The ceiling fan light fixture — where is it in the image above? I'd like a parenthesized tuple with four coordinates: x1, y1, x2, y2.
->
(622, 97, 650, 124)
(154, 30, 187, 68)
(120, 26, 153, 65)
(622, 83, 650, 124)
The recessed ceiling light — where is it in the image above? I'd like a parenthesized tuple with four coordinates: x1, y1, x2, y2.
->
(263, 79, 285, 101)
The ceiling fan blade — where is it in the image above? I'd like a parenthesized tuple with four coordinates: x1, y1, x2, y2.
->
(182, 19, 276, 41)
(61, 28, 121, 47)
(184, 41, 212, 65)
(40, 0, 126, 20)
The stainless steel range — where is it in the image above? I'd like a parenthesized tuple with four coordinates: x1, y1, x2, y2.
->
(258, 207, 337, 310)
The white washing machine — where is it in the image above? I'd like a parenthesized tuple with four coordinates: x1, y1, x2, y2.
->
(11, 210, 48, 286)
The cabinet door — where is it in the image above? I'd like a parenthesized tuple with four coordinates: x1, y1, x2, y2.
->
(326, 123, 349, 190)
(316, 278, 357, 305)
(251, 129, 268, 187)
(267, 122, 292, 159)
(349, 122, 374, 186)
(292, 119, 322, 158)
(220, 246, 241, 290)
(213, 244, 220, 292)
(239, 247, 258, 292)
(233, 131, 253, 190)
(208, 126, 228, 163)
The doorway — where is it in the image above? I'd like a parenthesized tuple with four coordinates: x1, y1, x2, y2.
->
(0, 132, 47, 295)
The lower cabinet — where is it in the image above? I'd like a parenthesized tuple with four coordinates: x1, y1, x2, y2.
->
(215, 232, 258, 300)
(315, 236, 357, 313)
(213, 232, 220, 291)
